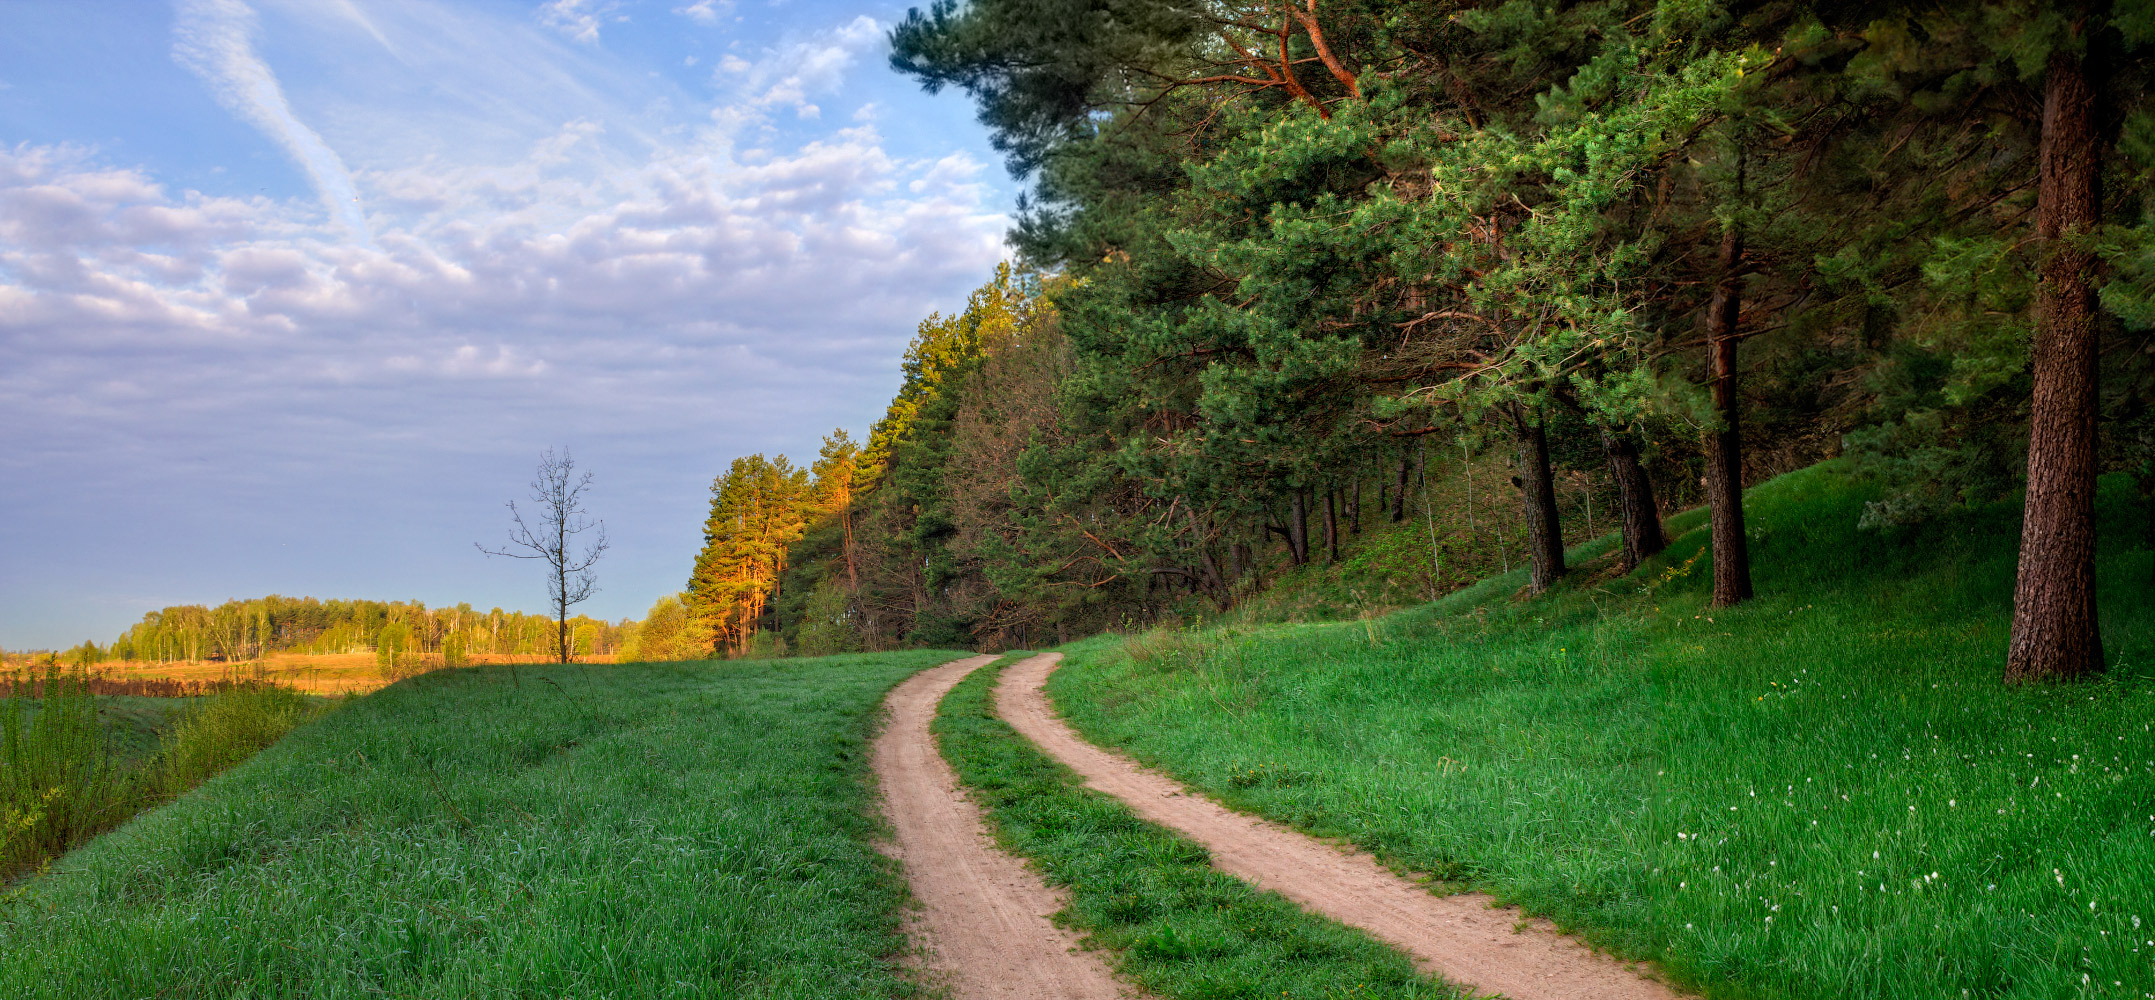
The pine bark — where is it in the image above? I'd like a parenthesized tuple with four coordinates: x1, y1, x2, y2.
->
(1512, 404, 1566, 592)
(1198, 551, 1230, 611)
(1704, 221, 1754, 607)
(1323, 491, 1340, 562)
(1601, 428, 1667, 571)
(1288, 491, 1310, 565)
(1392, 456, 1410, 521)
(2007, 44, 2105, 682)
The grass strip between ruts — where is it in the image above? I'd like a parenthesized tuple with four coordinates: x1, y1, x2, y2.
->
(934, 653, 1461, 1000)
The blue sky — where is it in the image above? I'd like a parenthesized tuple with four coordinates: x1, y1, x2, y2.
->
(0, 0, 1016, 649)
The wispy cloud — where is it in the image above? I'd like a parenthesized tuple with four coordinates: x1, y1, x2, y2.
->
(538, 0, 620, 43)
(388, 345, 549, 378)
(172, 0, 373, 243)
(717, 16, 884, 121)
(673, 0, 726, 26)
(325, 0, 394, 52)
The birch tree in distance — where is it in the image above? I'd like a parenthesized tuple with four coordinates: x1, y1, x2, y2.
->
(479, 449, 608, 668)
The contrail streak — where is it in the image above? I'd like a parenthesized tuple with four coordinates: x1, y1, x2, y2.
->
(173, 0, 373, 244)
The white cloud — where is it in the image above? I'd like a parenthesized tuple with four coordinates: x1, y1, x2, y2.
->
(537, 0, 619, 44)
(171, 0, 372, 243)
(673, 0, 726, 26)
(0, 121, 1005, 414)
(389, 344, 549, 378)
(717, 16, 884, 120)
(324, 0, 394, 52)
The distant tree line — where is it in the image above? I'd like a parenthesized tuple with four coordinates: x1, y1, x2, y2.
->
(35, 597, 634, 667)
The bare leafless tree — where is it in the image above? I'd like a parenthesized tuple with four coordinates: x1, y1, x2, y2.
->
(478, 449, 608, 671)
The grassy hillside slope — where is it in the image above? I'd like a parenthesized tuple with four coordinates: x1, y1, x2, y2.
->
(1051, 464, 2155, 999)
(0, 653, 954, 999)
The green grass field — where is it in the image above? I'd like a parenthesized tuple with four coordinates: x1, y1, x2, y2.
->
(934, 654, 1455, 999)
(0, 652, 952, 999)
(1051, 465, 2155, 999)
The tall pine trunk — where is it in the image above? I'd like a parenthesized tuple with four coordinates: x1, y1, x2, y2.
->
(1704, 220, 1754, 607)
(2007, 43, 2105, 683)
(1323, 491, 1340, 562)
(1601, 428, 1666, 571)
(1392, 456, 1410, 521)
(1288, 491, 1310, 565)
(1187, 509, 1233, 612)
(1511, 404, 1566, 592)
(842, 504, 859, 593)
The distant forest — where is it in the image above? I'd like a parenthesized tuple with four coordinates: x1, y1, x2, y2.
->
(28, 597, 633, 667)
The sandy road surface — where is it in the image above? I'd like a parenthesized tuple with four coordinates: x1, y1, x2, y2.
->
(874, 654, 1134, 1000)
(997, 652, 1685, 1000)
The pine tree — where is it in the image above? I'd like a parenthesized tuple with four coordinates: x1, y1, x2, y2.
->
(687, 455, 812, 656)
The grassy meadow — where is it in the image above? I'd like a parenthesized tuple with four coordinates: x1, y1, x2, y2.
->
(1050, 464, 2155, 999)
(0, 652, 952, 999)
(935, 654, 1455, 998)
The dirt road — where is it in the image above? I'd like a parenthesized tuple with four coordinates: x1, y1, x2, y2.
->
(874, 654, 1133, 1000)
(997, 652, 1684, 1000)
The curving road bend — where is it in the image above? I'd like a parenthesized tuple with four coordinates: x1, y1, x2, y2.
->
(996, 651, 1686, 1000)
(874, 654, 1135, 1000)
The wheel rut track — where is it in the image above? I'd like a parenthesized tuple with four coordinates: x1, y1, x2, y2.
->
(996, 651, 1686, 1000)
(874, 654, 1134, 1000)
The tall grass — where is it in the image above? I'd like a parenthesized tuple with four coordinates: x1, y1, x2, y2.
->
(0, 670, 124, 877)
(1053, 464, 2155, 999)
(1, 671, 323, 881)
(151, 683, 319, 796)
